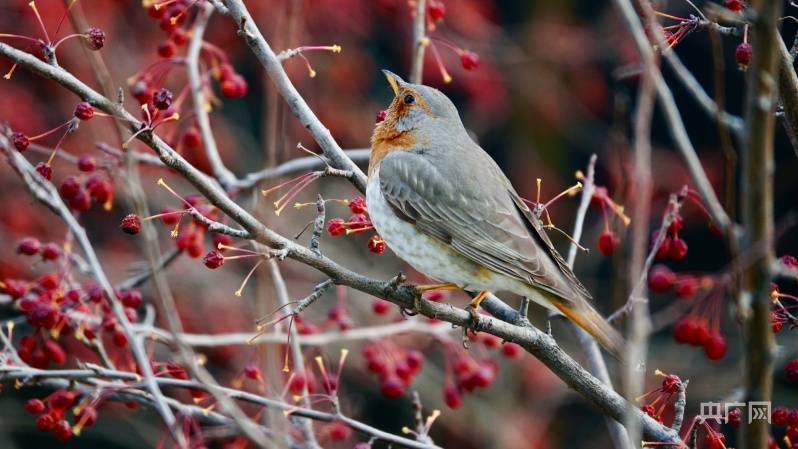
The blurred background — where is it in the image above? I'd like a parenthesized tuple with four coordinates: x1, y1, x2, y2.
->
(0, 0, 797, 448)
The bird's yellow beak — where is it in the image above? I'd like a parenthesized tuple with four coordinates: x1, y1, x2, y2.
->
(382, 69, 401, 96)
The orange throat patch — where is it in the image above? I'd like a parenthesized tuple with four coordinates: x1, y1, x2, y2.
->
(369, 124, 417, 177)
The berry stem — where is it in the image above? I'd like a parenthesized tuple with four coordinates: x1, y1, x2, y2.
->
(28, 1, 51, 44)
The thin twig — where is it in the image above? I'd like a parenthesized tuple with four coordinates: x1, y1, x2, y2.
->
(409, 0, 427, 83)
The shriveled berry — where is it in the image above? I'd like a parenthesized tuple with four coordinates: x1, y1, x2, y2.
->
(597, 230, 619, 256)
(153, 88, 173, 110)
(367, 236, 386, 254)
(460, 50, 480, 70)
(74, 102, 95, 120)
(35, 162, 53, 180)
(349, 197, 367, 214)
(661, 374, 681, 394)
(17, 237, 41, 255)
(735, 42, 752, 69)
(327, 218, 346, 236)
(78, 154, 97, 173)
(120, 214, 141, 235)
(12, 132, 29, 151)
(203, 250, 225, 269)
(86, 27, 106, 50)
(780, 255, 798, 268)
(773, 406, 789, 426)
(375, 110, 387, 123)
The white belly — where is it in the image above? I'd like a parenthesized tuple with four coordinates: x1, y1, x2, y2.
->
(366, 167, 535, 297)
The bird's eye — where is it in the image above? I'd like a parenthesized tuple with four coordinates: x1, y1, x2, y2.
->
(403, 94, 415, 105)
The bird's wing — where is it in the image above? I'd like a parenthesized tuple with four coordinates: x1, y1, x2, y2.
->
(377, 149, 591, 304)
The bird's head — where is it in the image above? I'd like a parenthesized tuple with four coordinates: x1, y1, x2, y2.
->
(374, 70, 461, 140)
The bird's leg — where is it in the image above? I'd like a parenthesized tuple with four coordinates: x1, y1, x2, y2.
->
(414, 283, 460, 293)
(412, 283, 459, 314)
(467, 291, 489, 326)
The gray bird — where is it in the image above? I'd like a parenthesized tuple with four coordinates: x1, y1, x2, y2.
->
(367, 70, 624, 357)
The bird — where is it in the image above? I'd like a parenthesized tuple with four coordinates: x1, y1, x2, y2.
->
(366, 70, 624, 357)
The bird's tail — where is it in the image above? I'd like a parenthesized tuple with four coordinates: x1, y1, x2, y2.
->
(552, 300, 625, 359)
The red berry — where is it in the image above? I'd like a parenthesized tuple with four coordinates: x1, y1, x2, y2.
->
(672, 316, 697, 344)
(670, 238, 688, 260)
(203, 250, 225, 269)
(328, 421, 350, 441)
(785, 359, 798, 383)
(12, 132, 30, 151)
(243, 362, 261, 380)
(48, 389, 76, 410)
(703, 334, 727, 360)
(674, 275, 698, 299)
(220, 75, 248, 98)
(288, 372, 307, 394)
(327, 218, 346, 236)
(17, 237, 41, 255)
(372, 299, 390, 315)
(153, 88, 173, 110)
(728, 408, 741, 428)
(661, 374, 681, 394)
(130, 78, 152, 104)
(120, 214, 141, 235)
(36, 413, 56, 431)
(43, 339, 66, 365)
(667, 215, 683, 236)
(380, 376, 405, 399)
(86, 27, 105, 50)
(443, 384, 461, 409)
(157, 40, 175, 58)
(68, 189, 91, 211)
(59, 176, 81, 199)
(655, 236, 672, 260)
(35, 162, 53, 180)
(112, 329, 128, 347)
(649, 265, 675, 293)
(735, 42, 752, 68)
(25, 399, 46, 415)
(460, 50, 480, 70)
(773, 407, 789, 426)
(597, 230, 620, 256)
(121, 289, 142, 308)
(375, 110, 387, 123)
(41, 243, 61, 261)
(171, 28, 188, 46)
(781, 255, 798, 268)
(405, 350, 423, 373)
(53, 419, 72, 442)
(772, 312, 784, 333)
(724, 0, 743, 11)
(502, 342, 521, 358)
(74, 102, 95, 120)
(367, 236, 386, 254)
(427, 0, 446, 21)
(690, 321, 710, 346)
(75, 405, 97, 428)
(182, 126, 201, 149)
(86, 175, 112, 205)
(349, 197, 367, 214)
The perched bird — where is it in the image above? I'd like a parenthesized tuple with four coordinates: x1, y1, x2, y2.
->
(367, 70, 624, 357)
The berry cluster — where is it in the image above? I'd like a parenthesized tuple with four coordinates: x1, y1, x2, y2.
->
(325, 196, 386, 255)
(58, 157, 115, 212)
(589, 184, 630, 257)
(653, 214, 688, 261)
(362, 341, 424, 399)
(418, 0, 480, 83)
(25, 389, 98, 442)
(638, 370, 683, 423)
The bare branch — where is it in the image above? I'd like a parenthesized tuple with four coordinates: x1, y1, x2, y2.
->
(409, 0, 427, 83)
